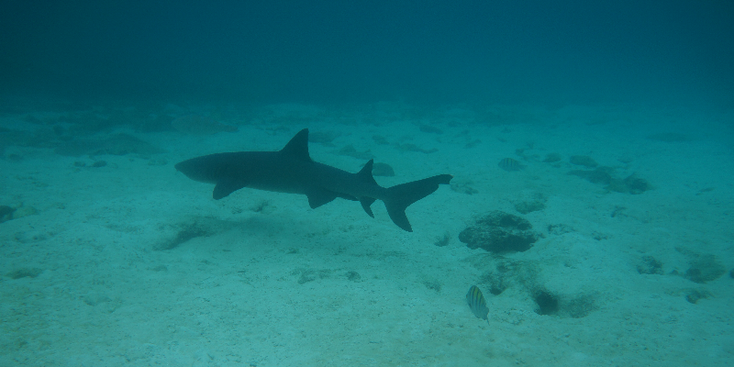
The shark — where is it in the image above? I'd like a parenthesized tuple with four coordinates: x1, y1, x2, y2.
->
(174, 128, 452, 231)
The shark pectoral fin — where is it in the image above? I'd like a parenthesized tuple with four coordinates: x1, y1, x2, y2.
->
(360, 197, 376, 218)
(213, 180, 247, 200)
(306, 189, 338, 209)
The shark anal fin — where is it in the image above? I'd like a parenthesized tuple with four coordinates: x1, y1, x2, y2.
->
(355, 160, 377, 218)
(213, 180, 247, 200)
(360, 197, 376, 217)
(307, 188, 338, 209)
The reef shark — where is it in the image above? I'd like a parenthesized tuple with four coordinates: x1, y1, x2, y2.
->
(175, 128, 452, 231)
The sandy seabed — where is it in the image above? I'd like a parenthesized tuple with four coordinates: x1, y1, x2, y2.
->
(1, 102, 733, 366)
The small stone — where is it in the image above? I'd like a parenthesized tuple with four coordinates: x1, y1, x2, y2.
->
(569, 155, 598, 168)
(372, 162, 395, 176)
(543, 153, 562, 163)
(0, 205, 15, 223)
(684, 255, 726, 283)
(12, 205, 38, 219)
(346, 271, 361, 282)
(434, 232, 450, 247)
(685, 289, 711, 304)
(423, 279, 441, 292)
(637, 256, 664, 275)
(7, 268, 43, 279)
(623, 174, 651, 194)
(450, 179, 478, 195)
(514, 200, 545, 214)
(298, 269, 317, 284)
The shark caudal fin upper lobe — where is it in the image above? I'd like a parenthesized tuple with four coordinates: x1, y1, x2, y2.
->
(384, 174, 453, 232)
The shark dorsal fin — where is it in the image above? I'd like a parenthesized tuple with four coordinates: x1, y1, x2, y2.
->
(280, 128, 312, 161)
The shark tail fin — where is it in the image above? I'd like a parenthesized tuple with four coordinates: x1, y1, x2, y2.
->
(384, 174, 453, 232)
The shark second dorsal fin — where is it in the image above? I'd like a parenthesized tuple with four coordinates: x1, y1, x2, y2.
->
(356, 159, 378, 186)
(280, 129, 312, 162)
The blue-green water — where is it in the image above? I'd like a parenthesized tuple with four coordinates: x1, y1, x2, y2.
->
(2, 1, 732, 106)
(1, 1, 732, 366)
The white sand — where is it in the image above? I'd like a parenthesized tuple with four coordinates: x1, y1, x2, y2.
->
(1, 102, 732, 366)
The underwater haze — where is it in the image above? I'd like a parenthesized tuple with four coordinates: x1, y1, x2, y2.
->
(1, 1, 734, 366)
(2, 0, 733, 106)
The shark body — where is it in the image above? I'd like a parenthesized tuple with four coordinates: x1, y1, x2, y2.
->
(175, 128, 452, 231)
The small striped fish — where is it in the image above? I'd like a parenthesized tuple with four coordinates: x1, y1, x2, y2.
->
(498, 157, 521, 172)
(466, 285, 489, 320)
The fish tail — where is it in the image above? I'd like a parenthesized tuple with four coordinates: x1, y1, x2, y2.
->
(384, 174, 452, 231)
